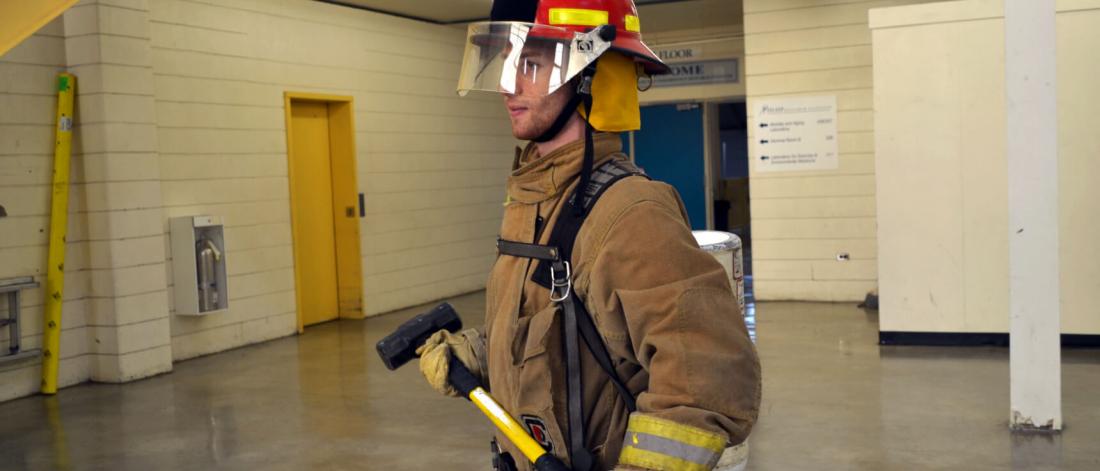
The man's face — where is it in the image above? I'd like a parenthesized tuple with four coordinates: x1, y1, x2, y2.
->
(501, 41, 573, 140)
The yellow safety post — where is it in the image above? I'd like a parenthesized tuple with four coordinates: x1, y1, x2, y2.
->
(42, 73, 74, 395)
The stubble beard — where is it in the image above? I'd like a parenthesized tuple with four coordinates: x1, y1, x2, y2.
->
(508, 87, 573, 141)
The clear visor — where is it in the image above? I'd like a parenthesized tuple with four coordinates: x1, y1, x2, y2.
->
(457, 22, 611, 97)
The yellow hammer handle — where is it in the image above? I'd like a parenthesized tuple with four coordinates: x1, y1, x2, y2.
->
(446, 354, 569, 469)
(468, 387, 550, 464)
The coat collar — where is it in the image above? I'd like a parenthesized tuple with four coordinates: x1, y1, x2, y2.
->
(506, 133, 623, 205)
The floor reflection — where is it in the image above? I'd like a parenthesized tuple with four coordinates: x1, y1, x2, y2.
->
(44, 396, 70, 471)
(0, 291, 1096, 470)
(1011, 432, 1062, 469)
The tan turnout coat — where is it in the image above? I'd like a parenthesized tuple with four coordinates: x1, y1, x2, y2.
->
(484, 133, 761, 471)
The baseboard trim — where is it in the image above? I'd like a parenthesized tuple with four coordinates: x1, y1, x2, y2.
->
(879, 332, 1100, 347)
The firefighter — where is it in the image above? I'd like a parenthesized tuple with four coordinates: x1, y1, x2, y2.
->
(417, 1, 760, 469)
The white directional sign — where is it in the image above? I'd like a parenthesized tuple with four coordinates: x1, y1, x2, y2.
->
(753, 95, 838, 172)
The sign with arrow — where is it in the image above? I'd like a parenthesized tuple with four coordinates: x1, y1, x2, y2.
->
(753, 95, 838, 172)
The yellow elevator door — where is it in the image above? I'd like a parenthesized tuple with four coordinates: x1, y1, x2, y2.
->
(289, 101, 340, 326)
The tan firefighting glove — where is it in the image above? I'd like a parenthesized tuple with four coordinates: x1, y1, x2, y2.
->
(415, 328, 487, 397)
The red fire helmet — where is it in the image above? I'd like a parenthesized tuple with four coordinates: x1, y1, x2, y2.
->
(530, 0, 668, 75)
(458, 0, 669, 97)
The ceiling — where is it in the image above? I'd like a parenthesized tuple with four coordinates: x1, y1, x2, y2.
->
(319, 0, 492, 23)
(318, 0, 738, 28)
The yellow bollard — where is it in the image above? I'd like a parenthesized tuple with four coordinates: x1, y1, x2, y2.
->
(41, 73, 74, 395)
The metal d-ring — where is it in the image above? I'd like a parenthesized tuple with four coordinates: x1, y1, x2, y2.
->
(550, 261, 572, 302)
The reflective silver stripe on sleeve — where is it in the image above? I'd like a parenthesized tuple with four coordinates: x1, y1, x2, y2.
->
(630, 432, 723, 468)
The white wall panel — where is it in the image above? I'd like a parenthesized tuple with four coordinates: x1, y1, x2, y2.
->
(872, 0, 1100, 334)
(744, 0, 938, 301)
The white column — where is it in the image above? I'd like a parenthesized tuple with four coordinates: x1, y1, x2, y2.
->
(1005, 0, 1061, 431)
(63, 0, 173, 382)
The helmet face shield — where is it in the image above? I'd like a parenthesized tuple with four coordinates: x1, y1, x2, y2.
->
(457, 22, 611, 97)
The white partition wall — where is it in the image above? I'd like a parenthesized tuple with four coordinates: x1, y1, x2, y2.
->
(871, 0, 1100, 338)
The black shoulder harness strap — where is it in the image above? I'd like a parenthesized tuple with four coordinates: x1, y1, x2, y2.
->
(531, 157, 646, 289)
(496, 156, 647, 470)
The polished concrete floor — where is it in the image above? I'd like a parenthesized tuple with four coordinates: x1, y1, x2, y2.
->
(1, 291, 1098, 470)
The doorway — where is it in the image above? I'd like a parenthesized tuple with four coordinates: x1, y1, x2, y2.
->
(714, 101, 751, 276)
(284, 93, 363, 331)
(623, 101, 752, 276)
(629, 103, 708, 230)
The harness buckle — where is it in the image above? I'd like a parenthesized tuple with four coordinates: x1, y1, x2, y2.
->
(549, 261, 572, 302)
(577, 75, 594, 95)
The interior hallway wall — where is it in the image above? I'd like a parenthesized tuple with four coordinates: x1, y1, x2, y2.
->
(1, 0, 184, 401)
(0, 18, 92, 402)
(872, 0, 1100, 335)
(148, 0, 515, 360)
(66, 0, 174, 385)
(742, 0, 938, 301)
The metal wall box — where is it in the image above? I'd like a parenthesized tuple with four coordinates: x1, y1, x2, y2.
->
(170, 216, 229, 316)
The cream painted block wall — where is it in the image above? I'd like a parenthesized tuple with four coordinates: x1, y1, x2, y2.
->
(0, 17, 94, 402)
(64, 0, 174, 384)
(149, 0, 513, 360)
(743, 0, 938, 301)
(871, 0, 1100, 334)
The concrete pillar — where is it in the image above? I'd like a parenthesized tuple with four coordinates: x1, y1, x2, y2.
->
(1005, 0, 1061, 431)
(62, 0, 172, 382)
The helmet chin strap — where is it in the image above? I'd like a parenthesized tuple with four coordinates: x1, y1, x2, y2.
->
(532, 23, 615, 145)
(572, 66, 597, 218)
(536, 25, 617, 217)
(532, 62, 600, 217)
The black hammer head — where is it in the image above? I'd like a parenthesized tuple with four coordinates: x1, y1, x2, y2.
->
(376, 302, 462, 371)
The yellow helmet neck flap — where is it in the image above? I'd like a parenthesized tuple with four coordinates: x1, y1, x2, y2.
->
(581, 52, 641, 132)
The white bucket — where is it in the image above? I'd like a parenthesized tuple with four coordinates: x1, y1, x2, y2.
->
(693, 231, 752, 469)
(692, 231, 744, 315)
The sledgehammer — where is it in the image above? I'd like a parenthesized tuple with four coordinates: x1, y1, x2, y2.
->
(376, 303, 570, 471)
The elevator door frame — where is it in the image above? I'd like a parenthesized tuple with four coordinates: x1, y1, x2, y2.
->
(284, 92, 363, 333)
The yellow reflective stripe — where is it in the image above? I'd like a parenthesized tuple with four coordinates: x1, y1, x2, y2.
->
(624, 15, 641, 32)
(626, 414, 726, 453)
(627, 432, 722, 467)
(548, 8, 609, 27)
(619, 446, 711, 471)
